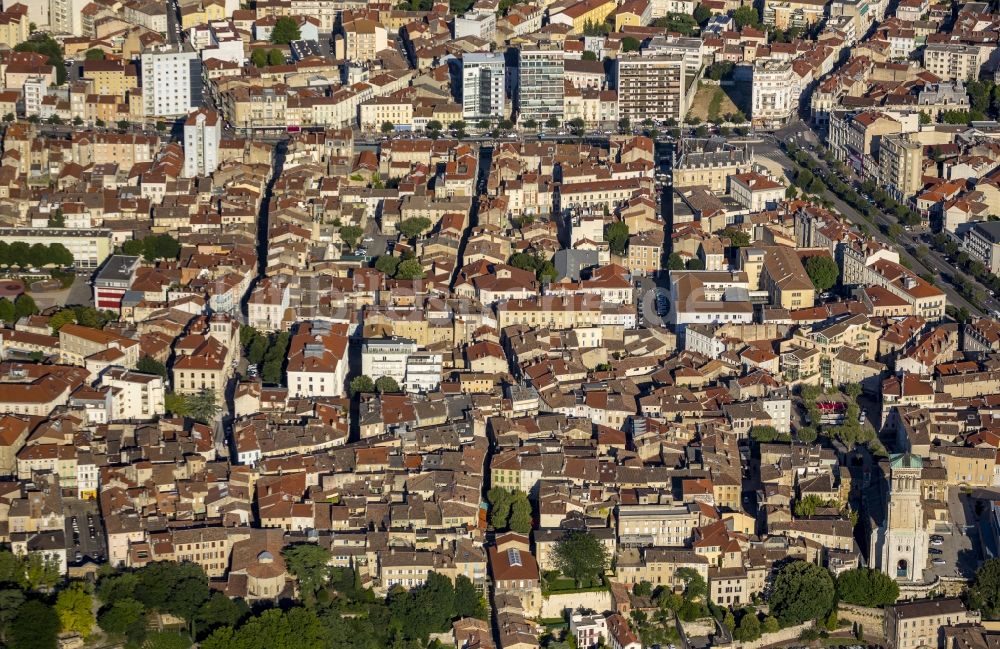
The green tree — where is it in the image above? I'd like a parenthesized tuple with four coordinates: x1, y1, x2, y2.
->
(142, 234, 180, 261)
(797, 426, 817, 444)
(13, 294, 37, 319)
(621, 36, 641, 52)
(395, 259, 425, 280)
(732, 5, 760, 28)
(968, 558, 1000, 618)
(0, 588, 25, 641)
(56, 582, 94, 639)
(247, 336, 268, 366)
(261, 359, 282, 384)
(769, 561, 835, 627)
(667, 253, 685, 270)
(381, 121, 395, 134)
(604, 221, 629, 255)
(186, 390, 220, 423)
(85, 48, 105, 60)
(134, 355, 166, 378)
(0, 298, 14, 323)
(677, 567, 707, 601)
(836, 568, 899, 608)
(340, 225, 364, 250)
(375, 376, 401, 393)
(509, 495, 532, 533)
(399, 217, 431, 240)
(97, 598, 146, 635)
(487, 487, 513, 529)
(196, 592, 248, 637)
(693, 3, 712, 23)
(734, 612, 761, 642)
(545, 116, 560, 129)
(844, 382, 862, 399)
(349, 375, 375, 396)
(553, 531, 610, 588)
(283, 544, 331, 603)
(48, 308, 76, 333)
(375, 255, 399, 276)
(454, 575, 487, 619)
(582, 50, 598, 61)
(24, 553, 59, 590)
(763, 616, 780, 633)
(11, 600, 60, 649)
(267, 48, 285, 66)
(720, 227, 750, 247)
(426, 120, 443, 134)
(250, 49, 268, 67)
(686, 258, 705, 270)
(805, 255, 839, 292)
(723, 610, 736, 632)
(271, 16, 301, 44)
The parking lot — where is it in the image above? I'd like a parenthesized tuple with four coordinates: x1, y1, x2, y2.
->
(64, 498, 107, 565)
(924, 488, 981, 581)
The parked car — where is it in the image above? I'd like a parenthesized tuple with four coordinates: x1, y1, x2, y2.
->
(931, 558, 947, 565)
(928, 548, 943, 555)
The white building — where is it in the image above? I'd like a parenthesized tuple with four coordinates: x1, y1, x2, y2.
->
(23, 75, 46, 117)
(12, 530, 67, 576)
(516, 45, 565, 123)
(405, 352, 443, 393)
(99, 368, 166, 421)
(49, 0, 88, 35)
(183, 107, 222, 178)
(729, 171, 785, 212)
(751, 58, 797, 129)
(668, 270, 754, 329)
(140, 43, 203, 118)
(570, 614, 608, 649)
(287, 321, 349, 398)
(361, 337, 417, 385)
(454, 10, 496, 40)
(462, 52, 506, 122)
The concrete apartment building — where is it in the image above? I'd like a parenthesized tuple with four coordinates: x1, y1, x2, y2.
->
(751, 59, 797, 129)
(878, 135, 923, 201)
(516, 45, 565, 123)
(614, 53, 691, 124)
(922, 42, 983, 81)
(140, 43, 203, 118)
(462, 53, 506, 122)
(964, 221, 1000, 275)
(183, 108, 222, 178)
(361, 337, 418, 385)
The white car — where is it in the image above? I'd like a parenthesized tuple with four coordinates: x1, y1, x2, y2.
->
(931, 558, 946, 565)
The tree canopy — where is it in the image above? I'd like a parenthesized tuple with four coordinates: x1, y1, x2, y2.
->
(836, 568, 899, 608)
(605, 221, 630, 256)
(969, 559, 1000, 618)
(283, 544, 332, 604)
(350, 375, 375, 396)
(398, 217, 432, 240)
(553, 531, 610, 588)
(375, 376, 402, 393)
(55, 582, 94, 639)
(805, 255, 839, 292)
(271, 17, 301, 44)
(769, 561, 835, 627)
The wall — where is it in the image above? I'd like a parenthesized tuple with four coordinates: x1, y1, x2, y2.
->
(733, 621, 812, 649)
(539, 590, 612, 618)
(838, 603, 886, 642)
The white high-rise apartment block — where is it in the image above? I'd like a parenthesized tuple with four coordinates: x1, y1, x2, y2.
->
(140, 44, 203, 118)
(183, 108, 221, 178)
(751, 58, 797, 129)
(462, 53, 505, 122)
(23, 76, 46, 117)
(48, 0, 88, 35)
(516, 45, 565, 123)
